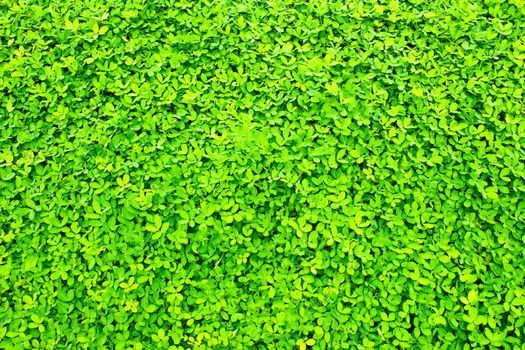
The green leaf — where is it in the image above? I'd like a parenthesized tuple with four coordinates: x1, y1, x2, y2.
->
(468, 290, 478, 304)
(93, 199, 102, 214)
(3, 2, 524, 348)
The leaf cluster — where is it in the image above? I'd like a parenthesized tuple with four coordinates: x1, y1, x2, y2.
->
(0, 0, 524, 349)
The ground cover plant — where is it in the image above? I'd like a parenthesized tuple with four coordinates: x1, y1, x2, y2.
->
(1, 0, 525, 348)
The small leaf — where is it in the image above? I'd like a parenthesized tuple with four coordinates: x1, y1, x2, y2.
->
(145, 224, 159, 233)
(99, 26, 109, 35)
(411, 87, 425, 97)
(93, 199, 102, 214)
(237, 16, 246, 29)
(154, 215, 162, 229)
(468, 290, 478, 304)
(305, 339, 316, 346)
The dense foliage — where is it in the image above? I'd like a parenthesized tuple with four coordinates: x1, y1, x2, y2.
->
(1, 0, 525, 349)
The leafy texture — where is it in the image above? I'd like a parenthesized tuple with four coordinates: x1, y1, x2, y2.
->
(1, 0, 525, 349)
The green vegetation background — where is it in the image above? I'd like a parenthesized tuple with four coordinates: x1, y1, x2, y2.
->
(1, 0, 524, 349)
